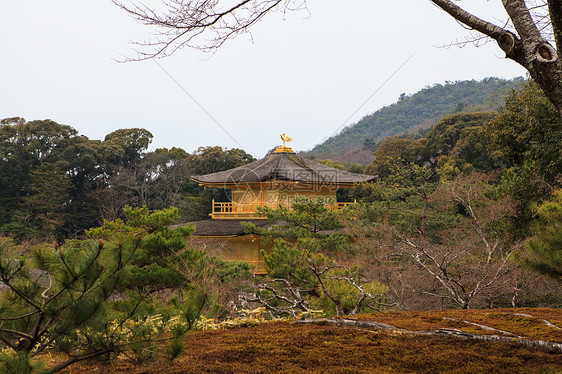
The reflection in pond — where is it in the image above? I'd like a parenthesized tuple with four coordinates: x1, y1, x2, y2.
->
(191, 234, 270, 274)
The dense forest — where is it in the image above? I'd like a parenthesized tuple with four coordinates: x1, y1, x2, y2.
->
(0, 78, 525, 241)
(0, 118, 255, 240)
(1, 79, 562, 372)
(306, 77, 524, 163)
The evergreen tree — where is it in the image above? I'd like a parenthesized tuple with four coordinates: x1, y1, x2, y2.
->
(86, 206, 194, 290)
(518, 190, 562, 279)
(243, 197, 386, 316)
(483, 80, 562, 182)
(0, 207, 203, 373)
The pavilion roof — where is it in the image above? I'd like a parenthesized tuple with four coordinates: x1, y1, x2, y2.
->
(188, 219, 269, 236)
(190, 152, 376, 186)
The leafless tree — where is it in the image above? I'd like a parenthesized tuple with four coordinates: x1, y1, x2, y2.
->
(113, 0, 308, 58)
(347, 173, 530, 310)
(397, 173, 521, 309)
(92, 167, 138, 221)
(115, 0, 562, 117)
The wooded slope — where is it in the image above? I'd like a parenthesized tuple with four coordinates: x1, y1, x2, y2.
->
(307, 77, 523, 163)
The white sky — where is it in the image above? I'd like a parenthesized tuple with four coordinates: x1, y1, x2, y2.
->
(0, 1, 526, 158)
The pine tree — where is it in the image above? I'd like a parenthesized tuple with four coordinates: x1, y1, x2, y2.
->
(0, 206, 200, 373)
(519, 190, 562, 279)
(243, 196, 386, 317)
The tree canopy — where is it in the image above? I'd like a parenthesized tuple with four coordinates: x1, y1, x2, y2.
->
(0, 118, 256, 240)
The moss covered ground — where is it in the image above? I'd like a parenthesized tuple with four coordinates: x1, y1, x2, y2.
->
(55, 308, 561, 373)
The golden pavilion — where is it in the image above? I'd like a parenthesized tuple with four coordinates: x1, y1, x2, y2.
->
(188, 135, 375, 272)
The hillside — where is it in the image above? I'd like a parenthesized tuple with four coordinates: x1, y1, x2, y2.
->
(57, 308, 562, 373)
(305, 77, 524, 164)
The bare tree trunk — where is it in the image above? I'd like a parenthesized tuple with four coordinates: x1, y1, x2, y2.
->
(430, 0, 562, 117)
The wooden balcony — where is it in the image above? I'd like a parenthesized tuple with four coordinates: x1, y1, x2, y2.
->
(210, 200, 356, 219)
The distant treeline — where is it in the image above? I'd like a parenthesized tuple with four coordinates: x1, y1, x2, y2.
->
(0, 117, 255, 240)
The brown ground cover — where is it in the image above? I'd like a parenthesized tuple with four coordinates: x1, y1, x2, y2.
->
(53, 308, 561, 374)
(352, 307, 562, 342)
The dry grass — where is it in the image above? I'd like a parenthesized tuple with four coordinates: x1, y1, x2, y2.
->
(54, 308, 561, 374)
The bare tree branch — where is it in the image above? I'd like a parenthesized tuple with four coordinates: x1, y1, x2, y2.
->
(430, 0, 562, 117)
(113, 0, 305, 60)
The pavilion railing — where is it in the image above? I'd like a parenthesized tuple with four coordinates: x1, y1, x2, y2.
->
(211, 199, 356, 217)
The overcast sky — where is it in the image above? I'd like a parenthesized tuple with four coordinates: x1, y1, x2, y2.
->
(1, 1, 526, 158)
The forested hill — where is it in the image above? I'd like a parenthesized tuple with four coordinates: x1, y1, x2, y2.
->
(306, 77, 523, 163)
